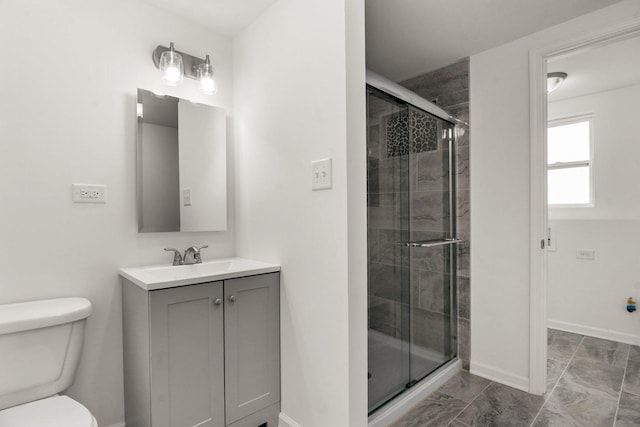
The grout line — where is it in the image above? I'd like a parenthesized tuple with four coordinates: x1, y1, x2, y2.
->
(612, 345, 631, 426)
(529, 333, 585, 426)
(446, 380, 493, 426)
(446, 417, 472, 427)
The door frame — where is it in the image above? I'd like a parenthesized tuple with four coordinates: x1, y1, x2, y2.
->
(528, 17, 640, 395)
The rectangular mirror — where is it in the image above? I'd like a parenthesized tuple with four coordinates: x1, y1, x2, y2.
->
(136, 89, 227, 232)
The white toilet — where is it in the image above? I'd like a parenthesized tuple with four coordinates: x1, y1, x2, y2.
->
(0, 297, 97, 426)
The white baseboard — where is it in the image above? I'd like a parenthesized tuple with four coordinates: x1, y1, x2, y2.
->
(548, 319, 640, 345)
(470, 360, 529, 392)
(107, 423, 125, 427)
(279, 412, 302, 427)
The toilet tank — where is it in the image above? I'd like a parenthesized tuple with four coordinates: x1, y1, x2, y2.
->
(0, 298, 92, 410)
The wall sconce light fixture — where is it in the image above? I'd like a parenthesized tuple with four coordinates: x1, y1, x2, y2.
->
(547, 72, 567, 93)
(198, 55, 218, 95)
(158, 42, 183, 86)
(153, 42, 218, 95)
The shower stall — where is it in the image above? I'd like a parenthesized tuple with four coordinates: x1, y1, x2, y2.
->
(366, 71, 461, 416)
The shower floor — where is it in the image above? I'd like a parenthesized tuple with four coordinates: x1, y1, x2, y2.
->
(368, 329, 448, 412)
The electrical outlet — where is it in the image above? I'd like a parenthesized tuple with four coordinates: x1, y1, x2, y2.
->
(183, 188, 192, 206)
(72, 184, 107, 203)
(576, 249, 595, 260)
(312, 158, 332, 191)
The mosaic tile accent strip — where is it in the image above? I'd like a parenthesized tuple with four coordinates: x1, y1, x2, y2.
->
(410, 110, 438, 153)
(384, 110, 438, 158)
(385, 111, 410, 157)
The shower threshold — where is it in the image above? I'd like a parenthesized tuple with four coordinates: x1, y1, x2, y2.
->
(368, 357, 462, 427)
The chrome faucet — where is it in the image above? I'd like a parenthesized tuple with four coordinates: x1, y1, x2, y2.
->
(164, 248, 183, 266)
(183, 245, 208, 265)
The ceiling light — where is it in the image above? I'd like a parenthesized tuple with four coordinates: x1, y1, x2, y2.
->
(152, 43, 218, 95)
(547, 72, 567, 93)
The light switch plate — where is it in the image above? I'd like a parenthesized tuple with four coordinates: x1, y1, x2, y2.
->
(72, 184, 107, 203)
(312, 158, 332, 191)
(183, 188, 192, 206)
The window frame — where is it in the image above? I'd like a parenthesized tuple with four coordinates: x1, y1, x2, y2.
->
(547, 113, 594, 208)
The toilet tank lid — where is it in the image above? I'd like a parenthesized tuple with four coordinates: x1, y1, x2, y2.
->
(0, 297, 92, 335)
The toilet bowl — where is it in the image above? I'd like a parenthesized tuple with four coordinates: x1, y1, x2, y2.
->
(0, 297, 97, 426)
(0, 395, 97, 426)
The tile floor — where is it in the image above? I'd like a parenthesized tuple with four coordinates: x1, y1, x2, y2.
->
(391, 329, 640, 426)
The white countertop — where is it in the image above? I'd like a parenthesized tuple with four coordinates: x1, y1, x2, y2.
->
(120, 257, 280, 290)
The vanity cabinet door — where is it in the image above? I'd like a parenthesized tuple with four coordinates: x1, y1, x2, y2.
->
(149, 281, 225, 427)
(224, 273, 280, 425)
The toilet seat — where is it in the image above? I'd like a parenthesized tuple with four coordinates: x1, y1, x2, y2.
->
(0, 395, 97, 426)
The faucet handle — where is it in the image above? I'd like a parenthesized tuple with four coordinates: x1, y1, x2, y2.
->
(164, 248, 183, 266)
(184, 245, 208, 264)
(193, 245, 208, 263)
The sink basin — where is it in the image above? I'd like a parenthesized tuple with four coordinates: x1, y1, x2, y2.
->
(120, 257, 280, 290)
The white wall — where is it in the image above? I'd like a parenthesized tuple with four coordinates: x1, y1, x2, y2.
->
(345, 0, 368, 425)
(470, 0, 640, 391)
(548, 220, 640, 342)
(0, 1, 234, 425)
(232, 0, 367, 426)
(547, 84, 640, 342)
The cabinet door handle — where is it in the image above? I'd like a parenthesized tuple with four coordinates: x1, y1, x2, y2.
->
(228, 295, 236, 303)
(213, 298, 222, 306)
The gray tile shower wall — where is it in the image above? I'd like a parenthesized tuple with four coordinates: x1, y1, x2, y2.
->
(401, 58, 471, 369)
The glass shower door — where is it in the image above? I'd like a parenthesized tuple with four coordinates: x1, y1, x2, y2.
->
(367, 87, 458, 414)
(407, 110, 457, 382)
(366, 87, 412, 412)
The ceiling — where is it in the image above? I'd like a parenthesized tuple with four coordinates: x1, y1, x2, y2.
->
(138, 0, 630, 89)
(139, 0, 277, 37)
(548, 35, 640, 101)
(366, 0, 624, 81)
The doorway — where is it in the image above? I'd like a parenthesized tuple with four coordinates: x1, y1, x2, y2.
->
(529, 21, 640, 394)
(545, 33, 640, 396)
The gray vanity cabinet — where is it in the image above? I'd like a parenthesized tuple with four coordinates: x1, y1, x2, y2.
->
(122, 272, 280, 427)
(224, 273, 280, 424)
(149, 282, 225, 427)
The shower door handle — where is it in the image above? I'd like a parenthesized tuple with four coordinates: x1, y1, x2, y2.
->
(402, 238, 462, 248)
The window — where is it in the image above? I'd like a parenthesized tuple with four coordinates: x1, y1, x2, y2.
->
(547, 115, 593, 206)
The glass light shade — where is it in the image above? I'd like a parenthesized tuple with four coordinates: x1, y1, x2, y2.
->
(160, 43, 183, 86)
(198, 55, 217, 95)
(547, 72, 567, 93)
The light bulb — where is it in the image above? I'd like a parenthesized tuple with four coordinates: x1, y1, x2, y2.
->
(163, 64, 182, 85)
(160, 42, 183, 86)
(200, 75, 217, 94)
(198, 55, 217, 95)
